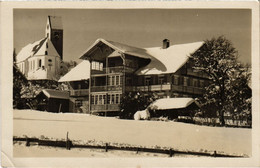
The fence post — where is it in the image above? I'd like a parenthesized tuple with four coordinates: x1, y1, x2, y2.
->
(105, 143, 108, 152)
(213, 150, 217, 157)
(169, 149, 174, 157)
(66, 131, 71, 150)
(26, 137, 30, 147)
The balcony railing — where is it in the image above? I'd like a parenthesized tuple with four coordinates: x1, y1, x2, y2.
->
(70, 89, 89, 97)
(125, 84, 204, 95)
(125, 84, 171, 92)
(91, 85, 123, 92)
(172, 85, 204, 95)
(186, 69, 208, 78)
(91, 104, 120, 112)
(91, 66, 135, 75)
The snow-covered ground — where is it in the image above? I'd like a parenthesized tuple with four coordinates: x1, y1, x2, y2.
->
(13, 110, 251, 157)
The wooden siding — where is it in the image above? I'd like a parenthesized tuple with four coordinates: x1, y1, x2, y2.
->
(91, 85, 123, 92)
(70, 89, 89, 97)
(91, 104, 120, 112)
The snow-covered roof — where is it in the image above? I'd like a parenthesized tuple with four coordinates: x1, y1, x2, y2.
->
(16, 38, 47, 63)
(137, 42, 204, 75)
(16, 38, 60, 63)
(58, 60, 90, 82)
(79, 38, 203, 75)
(41, 89, 69, 99)
(149, 98, 197, 110)
(49, 16, 62, 29)
(80, 38, 152, 60)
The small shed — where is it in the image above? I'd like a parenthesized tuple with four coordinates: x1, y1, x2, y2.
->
(148, 98, 200, 119)
(35, 89, 69, 112)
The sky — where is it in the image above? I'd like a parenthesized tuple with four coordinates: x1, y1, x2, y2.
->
(14, 9, 251, 64)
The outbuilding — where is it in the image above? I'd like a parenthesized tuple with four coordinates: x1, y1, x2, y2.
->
(148, 98, 200, 119)
(35, 89, 69, 112)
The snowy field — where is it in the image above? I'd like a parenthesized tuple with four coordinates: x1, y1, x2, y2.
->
(13, 110, 251, 157)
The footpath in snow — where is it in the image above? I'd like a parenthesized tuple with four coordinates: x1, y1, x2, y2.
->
(13, 110, 251, 157)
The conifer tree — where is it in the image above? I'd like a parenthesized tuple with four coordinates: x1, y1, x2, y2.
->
(191, 36, 251, 126)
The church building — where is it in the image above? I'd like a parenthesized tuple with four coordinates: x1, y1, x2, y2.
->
(16, 16, 63, 81)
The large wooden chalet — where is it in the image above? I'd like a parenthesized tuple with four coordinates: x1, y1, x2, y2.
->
(59, 38, 209, 115)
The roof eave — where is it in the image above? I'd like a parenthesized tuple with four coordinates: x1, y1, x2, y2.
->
(79, 38, 124, 60)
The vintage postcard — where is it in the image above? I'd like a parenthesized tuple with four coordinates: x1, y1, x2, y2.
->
(1, 1, 259, 167)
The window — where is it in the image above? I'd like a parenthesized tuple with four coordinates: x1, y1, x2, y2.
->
(95, 62, 99, 70)
(102, 95, 106, 104)
(99, 63, 103, 71)
(187, 78, 191, 86)
(174, 75, 179, 85)
(92, 62, 96, 70)
(184, 77, 188, 86)
(145, 76, 151, 86)
(111, 94, 115, 104)
(108, 76, 112, 86)
(158, 75, 165, 84)
(116, 76, 120, 85)
(91, 95, 94, 104)
(78, 84, 81, 89)
(45, 51, 48, 55)
(107, 94, 111, 104)
(200, 80, 205, 87)
(91, 61, 103, 71)
(112, 76, 115, 85)
(48, 59, 52, 62)
(95, 95, 98, 105)
(46, 43, 48, 48)
(193, 79, 198, 87)
(99, 95, 102, 105)
(116, 94, 119, 104)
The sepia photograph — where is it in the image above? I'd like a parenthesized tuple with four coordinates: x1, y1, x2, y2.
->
(1, 1, 260, 168)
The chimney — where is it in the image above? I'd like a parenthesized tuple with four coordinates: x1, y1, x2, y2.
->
(162, 39, 170, 49)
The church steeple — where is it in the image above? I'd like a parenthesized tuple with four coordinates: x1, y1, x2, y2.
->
(45, 16, 63, 60)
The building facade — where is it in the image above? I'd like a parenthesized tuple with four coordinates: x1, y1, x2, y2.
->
(16, 16, 63, 81)
(60, 38, 210, 115)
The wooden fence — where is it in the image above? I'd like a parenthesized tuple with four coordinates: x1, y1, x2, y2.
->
(13, 137, 244, 158)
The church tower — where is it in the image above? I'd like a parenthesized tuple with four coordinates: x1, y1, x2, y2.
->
(45, 16, 63, 60)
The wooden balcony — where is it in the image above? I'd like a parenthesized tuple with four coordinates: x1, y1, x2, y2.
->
(172, 85, 204, 95)
(70, 89, 89, 97)
(91, 66, 135, 76)
(126, 84, 171, 92)
(91, 104, 120, 112)
(186, 69, 208, 78)
(91, 85, 123, 92)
